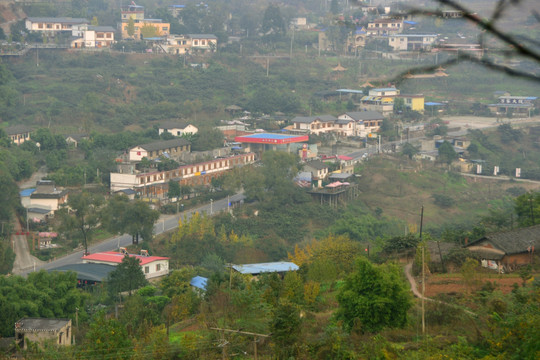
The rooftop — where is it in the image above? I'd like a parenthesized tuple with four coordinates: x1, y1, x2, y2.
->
(232, 262, 299, 275)
(82, 251, 169, 265)
(190, 276, 208, 290)
(291, 115, 337, 123)
(4, 124, 33, 135)
(136, 138, 191, 152)
(48, 263, 117, 282)
(15, 318, 70, 332)
(467, 225, 540, 255)
(343, 111, 385, 121)
(235, 133, 308, 144)
(27, 17, 88, 24)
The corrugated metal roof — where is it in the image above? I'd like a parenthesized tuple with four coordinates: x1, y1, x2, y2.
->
(190, 276, 208, 290)
(49, 263, 116, 282)
(232, 262, 299, 275)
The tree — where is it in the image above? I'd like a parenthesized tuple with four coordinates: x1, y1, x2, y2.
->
(127, 17, 135, 38)
(85, 313, 133, 359)
(107, 255, 148, 297)
(262, 5, 285, 39)
(401, 142, 419, 159)
(168, 180, 181, 199)
(59, 191, 103, 255)
(140, 24, 159, 39)
(437, 140, 457, 164)
(335, 258, 412, 333)
(102, 197, 160, 244)
(514, 192, 540, 227)
(270, 301, 302, 359)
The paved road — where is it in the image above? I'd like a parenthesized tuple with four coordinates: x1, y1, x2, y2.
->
(12, 219, 45, 274)
(19, 193, 245, 276)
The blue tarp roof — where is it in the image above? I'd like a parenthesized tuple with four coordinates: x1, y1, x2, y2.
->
(404, 20, 417, 25)
(241, 133, 301, 140)
(190, 276, 208, 290)
(20, 188, 36, 197)
(232, 262, 299, 275)
(425, 102, 445, 106)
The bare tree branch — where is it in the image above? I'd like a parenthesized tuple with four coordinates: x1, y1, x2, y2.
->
(393, 52, 540, 85)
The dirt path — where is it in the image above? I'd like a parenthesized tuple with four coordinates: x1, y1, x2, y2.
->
(403, 262, 476, 316)
(18, 165, 47, 189)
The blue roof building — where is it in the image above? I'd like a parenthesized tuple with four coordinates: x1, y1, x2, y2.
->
(231, 262, 299, 275)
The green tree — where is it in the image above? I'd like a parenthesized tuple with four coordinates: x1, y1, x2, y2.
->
(168, 180, 181, 199)
(85, 313, 133, 359)
(514, 192, 540, 227)
(262, 5, 285, 39)
(335, 258, 412, 333)
(127, 17, 135, 38)
(58, 191, 103, 255)
(270, 301, 302, 359)
(140, 24, 159, 39)
(102, 197, 160, 244)
(107, 255, 148, 297)
(437, 140, 457, 164)
(401, 142, 419, 159)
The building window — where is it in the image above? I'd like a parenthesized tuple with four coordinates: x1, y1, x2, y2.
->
(145, 266, 149, 274)
(156, 264, 161, 271)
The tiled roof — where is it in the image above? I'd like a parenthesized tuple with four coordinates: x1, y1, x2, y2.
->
(291, 115, 337, 123)
(4, 125, 33, 135)
(136, 138, 191, 152)
(467, 225, 540, 255)
(15, 318, 70, 332)
(27, 17, 88, 24)
(343, 111, 384, 121)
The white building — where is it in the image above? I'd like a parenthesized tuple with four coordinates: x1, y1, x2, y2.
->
(158, 122, 198, 137)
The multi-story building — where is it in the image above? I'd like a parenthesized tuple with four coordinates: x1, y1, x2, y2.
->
(120, 4, 170, 40)
(25, 17, 88, 33)
(71, 25, 115, 48)
(129, 138, 191, 162)
(388, 34, 438, 51)
(367, 19, 403, 36)
(110, 153, 256, 196)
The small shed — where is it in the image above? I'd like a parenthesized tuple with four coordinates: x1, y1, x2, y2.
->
(15, 318, 72, 349)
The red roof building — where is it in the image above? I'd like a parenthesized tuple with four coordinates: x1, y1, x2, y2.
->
(82, 251, 169, 279)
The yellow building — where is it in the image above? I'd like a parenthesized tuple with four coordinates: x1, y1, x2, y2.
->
(396, 94, 425, 112)
(121, 18, 170, 40)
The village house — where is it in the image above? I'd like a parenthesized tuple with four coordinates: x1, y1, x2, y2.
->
(367, 18, 403, 36)
(338, 111, 385, 135)
(129, 138, 191, 162)
(395, 94, 425, 112)
(120, 4, 169, 40)
(465, 225, 539, 272)
(5, 125, 32, 145)
(15, 318, 72, 349)
(25, 17, 88, 33)
(303, 160, 329, 188)
(28, 180, 69, 216)
(82, 250, 170, 279)
(291, 115, 338, 135)
(158, 122, 198, 137)
(71, 25, 115, 48)
(65, 134, 89, 148)
(388, 34, 437, 51)
(359, 88, 399, 115)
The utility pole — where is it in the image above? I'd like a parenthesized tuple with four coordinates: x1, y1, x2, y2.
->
(420, 205, 425, 336)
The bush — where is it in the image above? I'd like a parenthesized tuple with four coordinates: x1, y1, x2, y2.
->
(432, 193, 455, 208)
